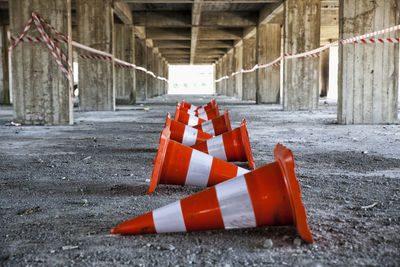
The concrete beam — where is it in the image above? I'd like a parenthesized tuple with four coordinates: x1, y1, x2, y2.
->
(159, 48, 190, 55)
(198, 28, 243, 40)
(133, 26, 146, 39)
(197, 40, 234, 48)
(153, 40, 191, 48)
(132, 11, 191, 27)
(259, 1, 284, 24)
(190, 0, 203, 64)
(113, 1, 133, 24)
(146, 28, 191, 40)
(119, 0, 282, 3)
(201, 12, 258, 27)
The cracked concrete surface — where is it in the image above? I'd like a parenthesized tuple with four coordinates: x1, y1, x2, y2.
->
(0, 95, 399, 266)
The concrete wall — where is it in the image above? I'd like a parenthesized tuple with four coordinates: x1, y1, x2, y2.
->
(283, 0, 320, 110)
(338, 0, 399, 124)
(9, 0, 73, 125)
(77, 0, 115, 111)
(114, 23, 135, 104)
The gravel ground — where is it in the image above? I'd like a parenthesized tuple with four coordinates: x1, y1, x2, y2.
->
(0, 95, 399, 266)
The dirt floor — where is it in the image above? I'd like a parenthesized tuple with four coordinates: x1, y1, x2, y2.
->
(0, 95, 399, 266)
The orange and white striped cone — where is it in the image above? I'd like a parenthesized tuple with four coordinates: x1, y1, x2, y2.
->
(111, 143, 313, 244)
(191, 118, 256, 169)
(146, 126, 249, 194)
(165, 113, 213, 146)
(174, 104, 207, 126)
(182, 98, 216, 112)
(192, 110, 232, 136)
(178, 103, 220, 120)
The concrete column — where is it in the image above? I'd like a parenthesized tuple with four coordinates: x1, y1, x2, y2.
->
(153, 51, 159, 96)
(221, 55, 227, 96)
(9, 0, 73, 125)
(226, 49, 235, 97)
(146, 46, 154, 98)
(135, 37, 147, 100)
(234, 44, 243, 99)
(77, 0, 115, 111)
(215, 61, 221, 95)
(0, 25, 10, 104)
(283, 0, 320, 110)
(258, 24, 281, 104)
(114, 23, 135, 104)
(164, 61, 169, 94)
(319, 49, 329, 97)
(338, 0, 399, 124)
(242, 38, 257, 101)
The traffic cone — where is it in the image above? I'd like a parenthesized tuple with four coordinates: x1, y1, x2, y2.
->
(175, 103, 207, 126)
(191, 118, 256, 169)
(146, 127, 250, 194)
(178, 104, 220, 120)
(111, 143, 313, 244)
(181, 98, 216, 112)
(165, 113, 213, 146)
(192, 110, 232, 136)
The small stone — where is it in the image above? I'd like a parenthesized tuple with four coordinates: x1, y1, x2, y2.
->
(263, 239, 273, 249)
(50, 250, 55, 254)
(293, 238, 302, 248)
(168, 244, 175, 251)
(82, 156, 91, 161)
(61, 177, 66, 180)
(362, 150, 368, 154)
(62, 245, 79, 251)
(145, 179, 151, 183)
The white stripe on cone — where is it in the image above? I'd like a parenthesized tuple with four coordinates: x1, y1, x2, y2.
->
(153, 201, 186, 233)
(215, 176, 257, 229)
(206, 135, 227, 161)
(185, 150, 213, 186)
(182, 125, 199, 146)
(198, 112, 208, 120)
(189, 105, 197, 111)
(201, 120, 215, 136)
(188, 115, 199, 126)
(186, 109, 196, 116)
(197, 107, 205, 113)
(236, 167, 250, 176)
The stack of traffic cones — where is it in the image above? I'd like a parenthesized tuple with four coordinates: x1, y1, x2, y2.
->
(111, 99, 313, 244)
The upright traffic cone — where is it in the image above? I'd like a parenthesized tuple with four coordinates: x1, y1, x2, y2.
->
(182, 98, 216, 112)
(111, 143, 313, 244)
(146, 126, 249, 194)
(192, 110, 232, 136)
(165, 113, 213, 146)
(175, 103, 207, 126)
(191, 118, 256, 169)
(178, 103, 220, 120)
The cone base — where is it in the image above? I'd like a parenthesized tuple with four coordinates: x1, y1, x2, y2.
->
(274, 143, 313, 243)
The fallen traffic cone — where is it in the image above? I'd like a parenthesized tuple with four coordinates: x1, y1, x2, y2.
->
(191, 118, 256, 169)
(111, 143, 313, 244)
(182, 98, 216, 112)
(146, 126, 249, 194)
(192, 110, 232, 136)
(178, 103, 220, 120)
(165, 113, 213, 146)
(175, 103, 207, 126)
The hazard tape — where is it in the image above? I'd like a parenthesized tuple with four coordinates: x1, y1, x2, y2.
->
(9, 12, 169, 85)
(216, 24, 400, 83)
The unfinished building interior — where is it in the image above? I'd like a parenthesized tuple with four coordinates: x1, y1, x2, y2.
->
(0, 0, 399, 265)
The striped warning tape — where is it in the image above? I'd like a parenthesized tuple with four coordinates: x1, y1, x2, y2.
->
(216, 24, 400, 83)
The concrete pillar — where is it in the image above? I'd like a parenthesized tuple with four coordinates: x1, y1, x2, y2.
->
(258, 24, 281, 104)
(114, 23, 135, 104)
(0, 25, 10, 104)
(9, 0, 73, 125)
(215, 61, 221, 95)
(135, 37, 147, 100)
(234, 44, 243, 99)
(283, 0, 320, 110)
(338, 0, 399, 124)
(77, 0, 115, 111)
(164, 61, 169, 94)
(153, 51, 159, 96)
(146, 46, 154, 98)
(242, 38, 257, 101)
(226, 49, 235, 97)
(319, 49, 329, 97)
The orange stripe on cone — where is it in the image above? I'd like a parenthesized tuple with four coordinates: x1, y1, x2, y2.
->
(111, 143, 313, 244)
(178, 104, 220, 120)
(193, 110, 232, 136)
(191, 118, 256, 169)
(164, 113, 213, 146)
(181, 98, 216, 111)
(146, 126, 249, 194)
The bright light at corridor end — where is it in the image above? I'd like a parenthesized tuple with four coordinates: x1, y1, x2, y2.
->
(168, 65, 214, 95)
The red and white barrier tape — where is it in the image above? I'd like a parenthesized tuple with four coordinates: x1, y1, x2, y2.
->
(216, 24, 400, 83)
(9, 13, 169, 84)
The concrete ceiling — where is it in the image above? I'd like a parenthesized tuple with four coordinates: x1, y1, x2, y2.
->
(0, 0, 339, 65)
